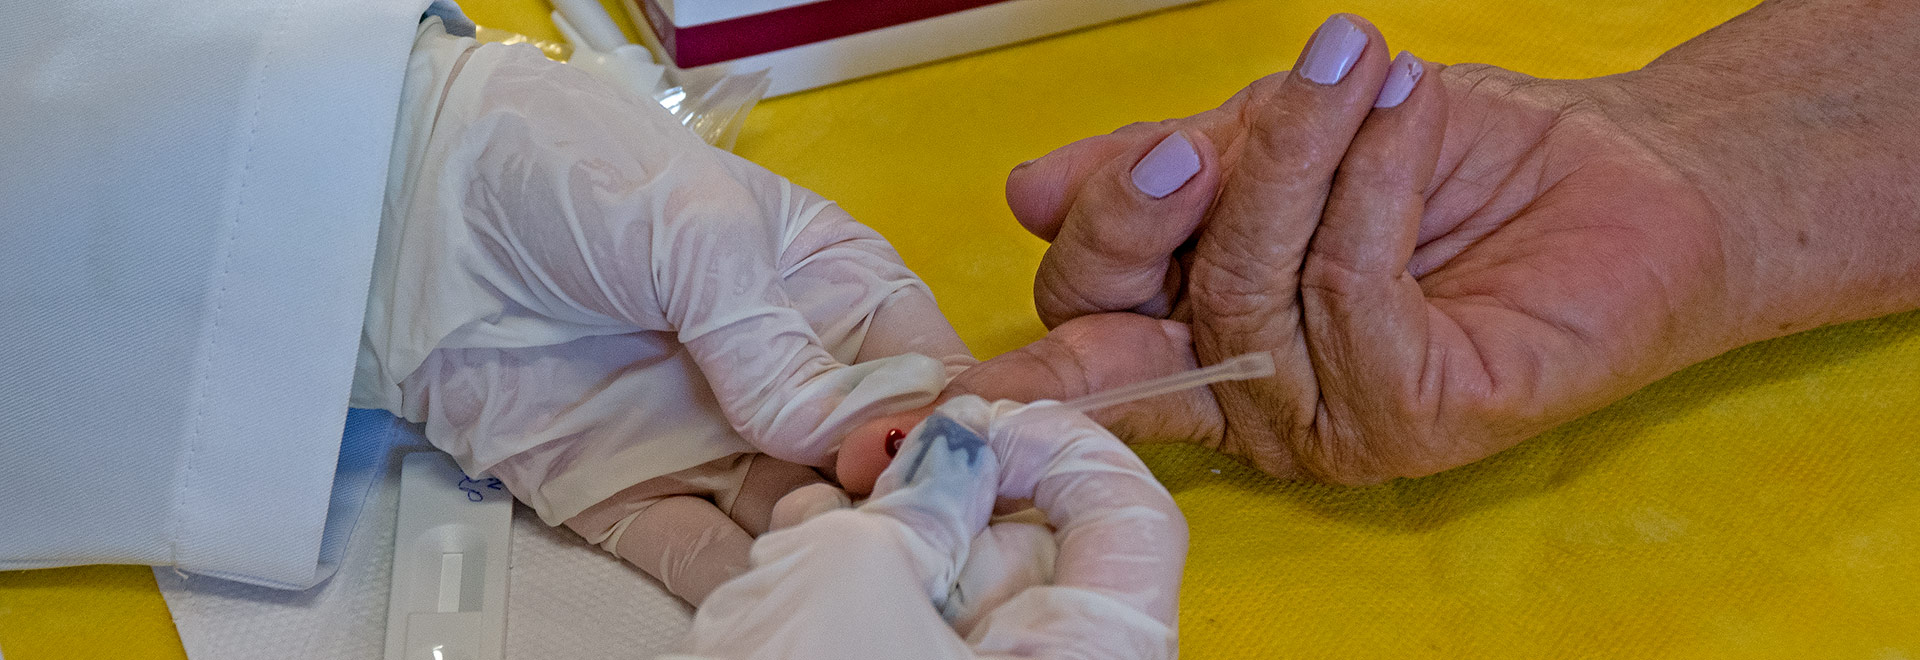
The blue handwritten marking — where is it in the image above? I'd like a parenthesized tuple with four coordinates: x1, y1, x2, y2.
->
(457, 476, 506, 502)
(901, 416, 987, 485)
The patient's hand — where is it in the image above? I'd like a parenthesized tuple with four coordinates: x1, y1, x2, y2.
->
(968, 12, 1892, 485)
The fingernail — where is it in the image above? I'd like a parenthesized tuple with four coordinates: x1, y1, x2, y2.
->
(1131, 132, 1201, 199)
(1374, 51, 1423, 108)
(1301, 15, 1368, 85)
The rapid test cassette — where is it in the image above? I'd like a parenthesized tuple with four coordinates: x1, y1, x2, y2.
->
(383, 452, 514, 660)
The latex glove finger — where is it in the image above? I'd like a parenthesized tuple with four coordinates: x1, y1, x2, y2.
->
(767, 482, 851, 531)
(894, 395, 1183, 659)
(704, 157, 974, 479)
(747, 164, 974, 372)
(725, 454, 829, 535)
(589, 495, 753, 607)
(985, 397, 1187, 625)
(674, 403, 1171, 660)
(672, 510, 975, 660)
(402, 333, 756, 524)
(637, 106, 950, 468)
(860, 409, 1002, 607)
(854, 396, 1185, 658)
(686, 136, 974, 462)
(675, 418, 997, 660)
(942, 512, 1056, 636)
(669, 513, 1055, 660)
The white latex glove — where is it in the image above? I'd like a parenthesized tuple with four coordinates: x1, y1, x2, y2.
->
(361, 39, 974, 523)
(360, 41, 972, 481)
(359, 37, 975, 605)
(670, 395, 1187, 660)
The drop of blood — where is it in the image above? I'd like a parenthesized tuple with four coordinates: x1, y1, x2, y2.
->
(884, 428, 906, 458)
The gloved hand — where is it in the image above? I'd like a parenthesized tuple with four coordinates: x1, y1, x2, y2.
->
(358, 35, 974, 605)
(360, 39, 972, 476)
(670, 395, 1188, 660)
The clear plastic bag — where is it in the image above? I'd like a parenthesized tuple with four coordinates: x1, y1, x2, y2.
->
(472, 24, 769, 151)
(474, 25, 571, 61)
(653, 69, 771, 151)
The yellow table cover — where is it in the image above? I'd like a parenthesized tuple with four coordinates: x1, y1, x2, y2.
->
(5, 0, 1916, 657)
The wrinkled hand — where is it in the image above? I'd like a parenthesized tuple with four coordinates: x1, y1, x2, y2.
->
(962, 15, 1741, 484)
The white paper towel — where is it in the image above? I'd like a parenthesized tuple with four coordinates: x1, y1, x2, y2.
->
(158, 413, 693, 660)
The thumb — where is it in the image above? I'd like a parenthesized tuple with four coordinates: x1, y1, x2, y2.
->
(1006, 100, 1253, 243)
(944, 313, 1225, 445)
(1031, 129, 1220, 327)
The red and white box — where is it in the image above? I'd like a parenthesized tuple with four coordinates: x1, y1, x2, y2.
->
(623, 0, 1207, 96)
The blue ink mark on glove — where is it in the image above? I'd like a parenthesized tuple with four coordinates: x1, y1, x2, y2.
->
(901, 415, 987, 485)
(457, 476, 506, 502)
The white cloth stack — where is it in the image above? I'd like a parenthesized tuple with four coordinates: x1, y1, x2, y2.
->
(157, 411, 696, 659)
(0, 0, 461, 589)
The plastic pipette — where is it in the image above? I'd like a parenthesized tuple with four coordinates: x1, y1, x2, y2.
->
(1022, 351, 1277, 419)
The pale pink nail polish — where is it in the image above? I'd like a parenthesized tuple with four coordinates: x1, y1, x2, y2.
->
(1301, 15, 1369, 85)
(1131, 132, 1201, 199)
(1375, 51, 1424, 108)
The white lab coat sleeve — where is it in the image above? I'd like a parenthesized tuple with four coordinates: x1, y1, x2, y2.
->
(0, 0, 459, 588)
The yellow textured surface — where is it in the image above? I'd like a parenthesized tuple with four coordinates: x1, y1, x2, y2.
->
(6, 0, 1918, 657)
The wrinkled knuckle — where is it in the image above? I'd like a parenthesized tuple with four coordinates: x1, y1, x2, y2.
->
(1328, 180, 1420, 226)
(1081, 221, 1167, 265)
(1242, 74, 1291, 112)
(1034, 272, 1095, 327)
(1383, 393, 1436, 433)
(1298, 257, 1374, 301)
(1297, 437, 1391, 486)
(1438, 62, 1518, 90)
(1021, 334, 1097, 397)
(1043, 254, 1164, 320)
(1242, 123, 1328, 185)
(1290, 413, 1396, 485)
(1188, 246, 1252, 288)
(1334, 145, 1421, 190)
(1217, 419, 1298, 479)
(1235, 85, 1348, 176)
(1055, 312, 1167, 352)
(1190, 281, 1277, 331)
(1198, 218, 1296, 277)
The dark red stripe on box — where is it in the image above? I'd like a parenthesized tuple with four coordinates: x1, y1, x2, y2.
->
(641, 0, 1011, 68)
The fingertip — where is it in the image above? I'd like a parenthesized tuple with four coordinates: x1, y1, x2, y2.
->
(1005, 131, 1145, 242)
(1291, 13, 1392, 88)
(1006, 153, 1074, 241)
(769, 483, 852, 530)
(1373, 51, 1423, 108)
(1032, 127, 1219, 325)
(1296, 14, 1368, 85)
(1130, 131, 1202, 199)
(1216, 14, 1394, 230)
